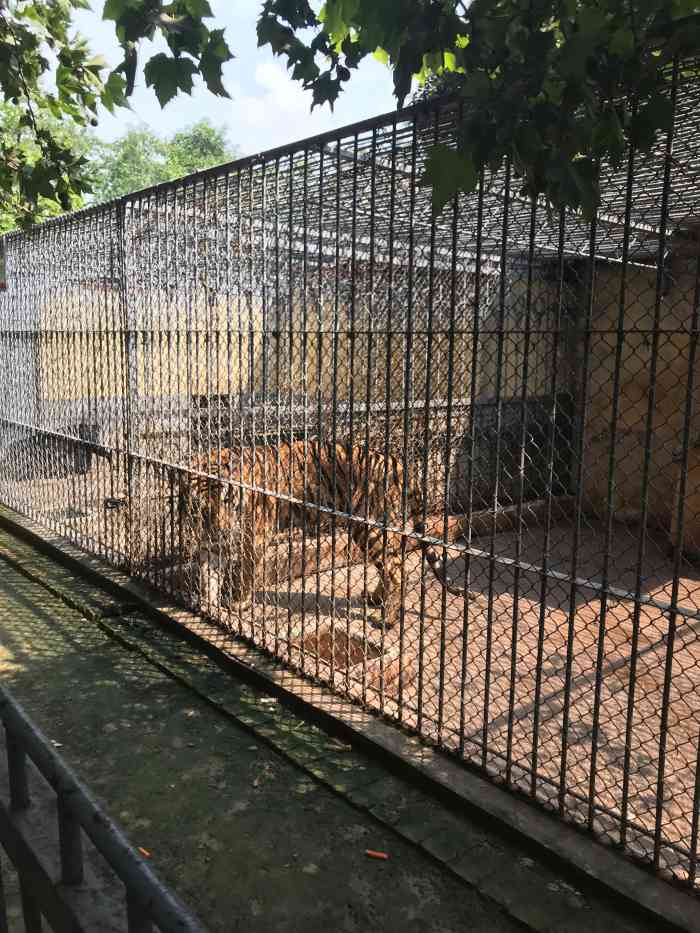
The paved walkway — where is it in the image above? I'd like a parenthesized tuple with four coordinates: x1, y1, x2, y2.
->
(0, 526, 668, 933)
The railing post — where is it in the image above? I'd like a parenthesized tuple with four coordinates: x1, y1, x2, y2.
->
(5, 725, 29, 810)
(0, 856, 9, 933)
(19, 874, 42, 933)
(57, 790, 84, 886)
(127, 889, 153, 933)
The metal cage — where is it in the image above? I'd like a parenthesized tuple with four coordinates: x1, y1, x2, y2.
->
(2, 62, 700, 891)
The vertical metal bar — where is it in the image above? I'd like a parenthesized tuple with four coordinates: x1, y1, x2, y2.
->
(127, 890, 152, 933)
(97, 209, 110, 561)
(381, 117, 399, 715)
(314, 144, 325, 681)
(651, 64, 687, 873)
(482, 159, 512, 769)
(345, 134, 359, 698)
(19, 875, 42, 933)
(175, 182, 186, 473)
(505, 197, 537, 784)
(5, 727, 29, 810)
(260, 158, 270, 652)
(0, 853, 9, 933)
(530, 209, 566, 797)
(588, 108, 638, 831)
(299, 145, 310, 671)
(688, 722, 700, 886)
(57, 791, 84, 886)
(247, 162, 257, 638)
(328, 141, 342, 689)
(203, 176, 214, 621)
(458, 168, 485, 758)
(558, 199, 599, 818)
(154, 186, 167, 595)
(436, 125, 463, 747)
(360, 129, 378, 707)
(416, 109, 440, 737)
(236, 165, 246, 639)
(285, 151, 295, 661)
(272, 156, 282, 656)
(221, 170, 233, 632)
(118, 197, 138, 578)
(398, 119, 419, 723)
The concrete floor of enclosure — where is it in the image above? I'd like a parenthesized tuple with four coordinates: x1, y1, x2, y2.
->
(0, 524, 675, 933)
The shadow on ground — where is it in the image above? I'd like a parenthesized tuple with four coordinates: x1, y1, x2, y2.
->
(0, 532, 520, 933)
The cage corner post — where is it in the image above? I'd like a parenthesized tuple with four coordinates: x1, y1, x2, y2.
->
(118, 198, 142, 575)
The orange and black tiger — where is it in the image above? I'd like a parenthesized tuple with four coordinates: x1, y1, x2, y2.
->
(178, 439, 469, 627)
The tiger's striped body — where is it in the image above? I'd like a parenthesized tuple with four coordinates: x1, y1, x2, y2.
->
(179, 439, 461, 627)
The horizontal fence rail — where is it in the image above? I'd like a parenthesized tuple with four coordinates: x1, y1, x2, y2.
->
(0, 686, 205, 932)
(2, 63, 700, 894)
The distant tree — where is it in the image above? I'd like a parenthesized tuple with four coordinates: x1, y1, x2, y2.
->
(90, 119, 238, 202)
(0, 1, 232, 228)
(164, 119, 237, 179)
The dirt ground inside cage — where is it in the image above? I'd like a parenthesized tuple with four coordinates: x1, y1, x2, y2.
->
(196, 515, 700, 888)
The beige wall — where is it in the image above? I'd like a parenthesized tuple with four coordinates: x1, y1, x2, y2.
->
(476, 269, 567, 402)
(34, 271, 483, 411)
(581, 251, 700, 532)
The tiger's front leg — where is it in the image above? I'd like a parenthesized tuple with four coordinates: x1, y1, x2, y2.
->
(220, 502, 261, 609)
(360, 528, 405, 630)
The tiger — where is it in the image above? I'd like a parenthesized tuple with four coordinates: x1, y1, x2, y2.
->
(177, 439, 470, 628)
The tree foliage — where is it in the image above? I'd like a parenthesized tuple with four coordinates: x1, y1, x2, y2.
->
(0, 1, 232, 228)
(0, 101, 97, 233)
(90, 119, 238, 202)
(258, 0, 700, 215)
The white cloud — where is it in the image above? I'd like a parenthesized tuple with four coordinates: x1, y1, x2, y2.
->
(231, 63, 337, 148)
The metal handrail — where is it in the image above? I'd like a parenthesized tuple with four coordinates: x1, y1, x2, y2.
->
(0, 684, 206, 933)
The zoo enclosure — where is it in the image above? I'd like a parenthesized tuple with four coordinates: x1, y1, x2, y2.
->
(2, 62, 700, 893)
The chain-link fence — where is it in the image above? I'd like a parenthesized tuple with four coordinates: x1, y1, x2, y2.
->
(2, 64, 700, 891)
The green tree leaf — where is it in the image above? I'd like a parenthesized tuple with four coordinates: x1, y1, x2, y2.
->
(418, 144, 477, 215)
(199, 29, 234, 98)
(144, 54, 198, 107)
(184, 0, 214, 17)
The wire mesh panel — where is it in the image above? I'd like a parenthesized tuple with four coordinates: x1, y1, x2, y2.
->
(0, 205, 128, 564)
(2, 65, 700, 891)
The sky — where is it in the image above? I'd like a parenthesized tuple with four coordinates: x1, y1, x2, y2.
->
(73, 1, 398, 156)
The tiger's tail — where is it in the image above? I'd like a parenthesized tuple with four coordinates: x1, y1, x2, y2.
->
(413, 516, 478, 599)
